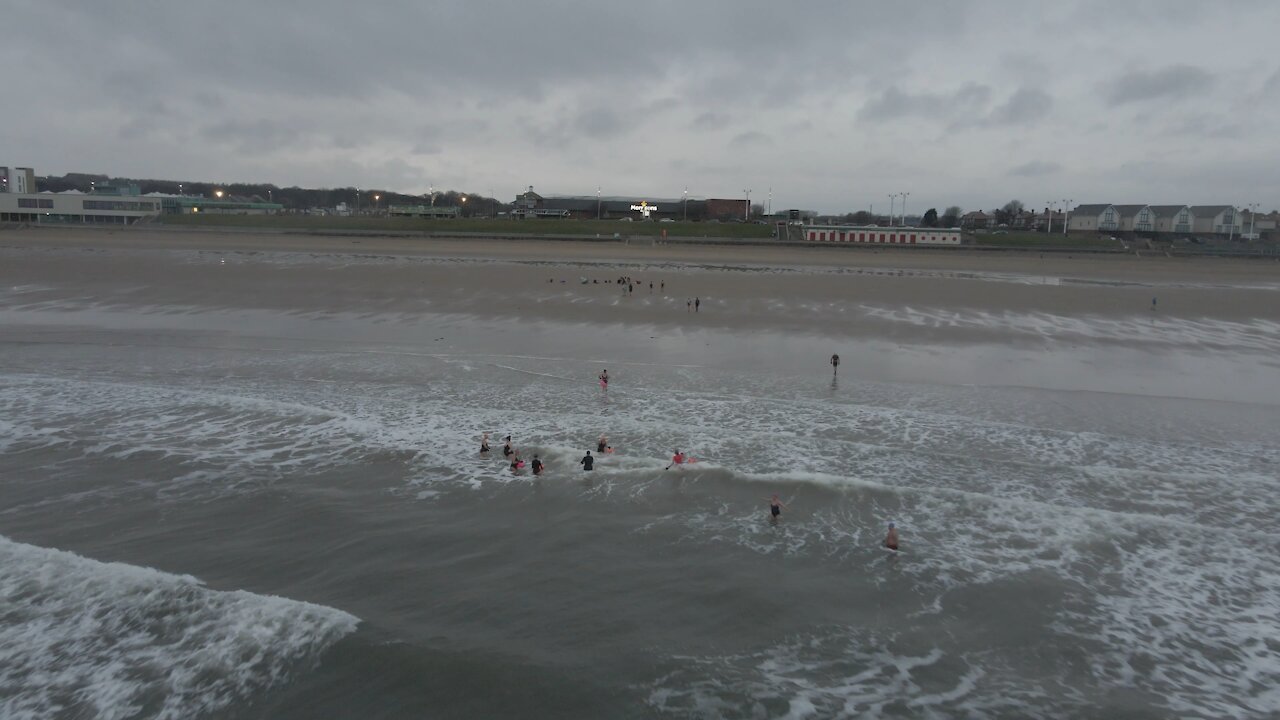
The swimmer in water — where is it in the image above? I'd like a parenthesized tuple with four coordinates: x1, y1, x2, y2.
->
(510, 453, 524, 471)
(502, 436, 513, 457)
(765, 494, 786, 519)
(884, 522, 899, 551)
(597, 434, 609, 453)
(665, 450, 686, 470)
(532, 454, 544, 475)
(580, 450, 594, 471)
(480, 432, 490, 453)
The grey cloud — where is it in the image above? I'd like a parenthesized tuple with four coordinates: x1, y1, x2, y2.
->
(1104, 65, 1213, 105)
(693, 112, 731, 131)
(201, 119, 306, 154)
(987, 88, 1053, 125)
(1009, 160, 1062, 177)
(858, 83, 992, 122)
(729, 131, 770, 147)
(574, 108, 626, 139)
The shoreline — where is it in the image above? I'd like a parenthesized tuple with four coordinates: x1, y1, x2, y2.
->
(3, 225, 1279, 286)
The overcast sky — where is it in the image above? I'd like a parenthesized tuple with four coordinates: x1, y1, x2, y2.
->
(5, 0, 1278, 213)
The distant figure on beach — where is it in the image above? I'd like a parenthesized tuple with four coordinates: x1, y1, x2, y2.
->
(597, 434, 610, 453)
(503, 436, 513, 457)
(599, 369, 609, 390)
(1151, 296, 1157, 311)
(649, 282, 653, 293)
(665, 450, 686, 470)
(661, 281, 665, 292)
(884, 522, 899, 551)
(765, 494, 786, 519)
(695, 297, 701, 312)
(580, 450, 594, 471)
(628, 283, 633, 294)
(532, 454, 544, 475)
(830, 353, 840, 375)
(480, 432, 490, 453)
(687, 299, 692, 312)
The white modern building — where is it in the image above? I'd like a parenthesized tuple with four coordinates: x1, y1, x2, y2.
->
(1066, 204, 1119, 233)
(1189, 206, 1241, 236)
(1, 167, 162, 224)
(1150, 205, 1193, 234)
(1115, 205, 1154, 233)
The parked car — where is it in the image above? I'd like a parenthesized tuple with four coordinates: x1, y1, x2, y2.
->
(619, 217, 633, 222)
(658, 218, 674, 223)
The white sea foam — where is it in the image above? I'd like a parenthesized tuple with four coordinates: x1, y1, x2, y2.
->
(0, 535, 357, 720)
(862, 304, 1280, 353)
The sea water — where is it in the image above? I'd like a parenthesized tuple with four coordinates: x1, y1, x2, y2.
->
(2, 244, 1278, 718)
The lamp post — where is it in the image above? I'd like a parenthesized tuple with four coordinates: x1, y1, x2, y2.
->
(1062, 199, 1072, 235)
(461, 196, 467, 218)
(1045, 201, 1055, 233)
(744, 189, 751, 221)
(683, 187, 688, 222)
(887, 194, 896, 226)
(597, 186, 602, 220)
(214, 189, 223, 199)
(900, 192, 910, 227)
(355, 187, 360, 216)
(1247, 202, 1259, 240)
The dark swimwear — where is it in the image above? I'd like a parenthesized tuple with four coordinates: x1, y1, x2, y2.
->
(770, 505, 781, 517)
(533, 460, 543, 475)
(581, 455, 594, 471)
(503, 446, 512, 457)
(481, 442, 489, 453)
(597, 442, 607, 452)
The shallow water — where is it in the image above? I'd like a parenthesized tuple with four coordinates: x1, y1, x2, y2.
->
(2, 246, 1278, 719)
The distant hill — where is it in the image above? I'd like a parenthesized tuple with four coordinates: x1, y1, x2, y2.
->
(33, 172, 503, 214)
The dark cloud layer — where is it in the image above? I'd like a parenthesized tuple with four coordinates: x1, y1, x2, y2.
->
(2, 1, 1277, 212)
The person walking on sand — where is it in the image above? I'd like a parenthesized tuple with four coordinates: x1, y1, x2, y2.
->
(599, 369, 609, 391)
(687, 298, 692, 313)
(883, 522, 899, 551)
(661, 281, 665, 292)
(695, 297, 700, 312)
(580, 450, 594, 471)
(765, 494, 786, 519)
(830, 353, 840, 375)
(480, 432, 490, 453)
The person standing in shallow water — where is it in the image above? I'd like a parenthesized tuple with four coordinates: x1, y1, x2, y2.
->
(830, 353, 840, 375)
(599, 369, 609, 391)
(695, 297, 700, 312)
(580, 450, 594, 471)
(765, 494, 786, 520)
(480, 432, 490, 453)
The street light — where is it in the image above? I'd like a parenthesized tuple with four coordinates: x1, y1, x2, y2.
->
(683, 187, 688, 222)
(901, 192, 910, 227)
(214, 189, 223, 199)
(887, 194, 896, 226)
(1046, 201, 1055, 233)
(597, 186, 602, 220)
(744, 189, 751, 221)
(1061, 199, 1072, 235)
(374, 194, 380, 214)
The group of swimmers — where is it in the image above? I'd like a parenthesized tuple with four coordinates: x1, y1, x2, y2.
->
(481, 427, 902, 551)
